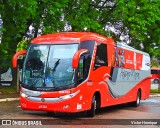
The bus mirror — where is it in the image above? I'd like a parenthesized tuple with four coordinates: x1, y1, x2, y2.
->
(72, 49, 88, 68)
(12, 50, 27, 68)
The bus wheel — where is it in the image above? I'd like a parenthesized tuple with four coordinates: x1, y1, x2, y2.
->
(154, 79, 159, 84)
(132, 91, 141, 107)
(87, 95, 97, 117)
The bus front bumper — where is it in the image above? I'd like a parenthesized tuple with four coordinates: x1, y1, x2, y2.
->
(20, 94, 89, 113)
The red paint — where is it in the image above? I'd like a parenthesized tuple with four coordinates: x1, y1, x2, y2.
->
(151, 68, 160, 83)
(12, 50, 27, 68)
(12, 32, 151, 114)
(136, 53, 143, 70)
(72, 49, 88, 68)
(124, 49, 135, 69)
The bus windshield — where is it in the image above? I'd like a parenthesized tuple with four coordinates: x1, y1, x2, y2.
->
(22, 44, 78, 91)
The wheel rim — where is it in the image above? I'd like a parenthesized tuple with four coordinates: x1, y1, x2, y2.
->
(137, 93, 140, 105)
(154, 79, 158, 84)
(94, 100, 96, 110)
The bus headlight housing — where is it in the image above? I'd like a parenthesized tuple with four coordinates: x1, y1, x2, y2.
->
(20, 92, 28, 98)
(59, 90, 80, 100)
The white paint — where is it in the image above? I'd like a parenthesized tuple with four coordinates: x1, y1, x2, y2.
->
(141, 55, 150, 70)
(59, 90, 70, 94)
(1, 68, 12, 81)
(63, 105, 69, 109)
(79, 96, 83, 100)
(39, 105, 47, 109)
(87, 82, 93, 86)
(77, 103, 82, 110)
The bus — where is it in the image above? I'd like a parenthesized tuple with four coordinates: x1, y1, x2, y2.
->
(0, 67, 12, 86)
(151, 68, 160, 84)
(12, 32, 151, 117)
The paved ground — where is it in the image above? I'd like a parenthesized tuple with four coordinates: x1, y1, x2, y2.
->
(0, 96, 160, 128)
(0, 93, 19, 99)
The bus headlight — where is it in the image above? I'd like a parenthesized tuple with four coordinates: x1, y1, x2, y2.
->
(59, 90, 80, 100)
(20, 92, 28, 98)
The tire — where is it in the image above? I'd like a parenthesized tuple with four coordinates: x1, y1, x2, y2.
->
(87, 95, 97, 117)
(153, 79, 159, 84)
(47, 112, 55, 116)
(132, 91, 141, 107)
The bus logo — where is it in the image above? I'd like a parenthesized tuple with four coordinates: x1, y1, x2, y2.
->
(41, 98, 45, 102)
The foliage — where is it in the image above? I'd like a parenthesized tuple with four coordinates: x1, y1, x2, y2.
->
(114, 0, 160, 58)
(150, 89, 160, 93)
(151, 59, 160, 68)
(0, 86, 17, 94)
(16, 40, 29, 52)
(0, 0, 68, 69)
(0, 0, 160, 70)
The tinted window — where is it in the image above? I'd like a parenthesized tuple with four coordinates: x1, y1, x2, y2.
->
(79, 40, 95, 55)
(77, 40, 95, 82)
(151, 70, 160, 74)
(94, 43, 108, 70)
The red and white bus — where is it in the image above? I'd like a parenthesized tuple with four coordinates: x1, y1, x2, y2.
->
(12, 32, 151, 117)
(151, 68, 160, 84)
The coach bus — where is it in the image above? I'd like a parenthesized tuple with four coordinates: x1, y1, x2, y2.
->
(151, 68, 160, 84)
(12, 32, 151, 117)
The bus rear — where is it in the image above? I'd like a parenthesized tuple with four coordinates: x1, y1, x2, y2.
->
(151, 68, 160, 84)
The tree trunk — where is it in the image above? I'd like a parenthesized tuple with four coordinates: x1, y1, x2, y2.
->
(12, 67, 20, 93)
(0, 74, 1, 86)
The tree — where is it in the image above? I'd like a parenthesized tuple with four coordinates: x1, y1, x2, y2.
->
(63, 0, 160, 59)
(63, 0, 117, 35)
(1, 0, 159, 65)
(0, 0, 69, 68)
(113, 0, 160, 58)
(0, 0, 68, 87)
(0, 0, 159, 76)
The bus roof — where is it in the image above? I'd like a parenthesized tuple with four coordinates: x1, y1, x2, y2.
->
(31, 32, 114, 45)
(117, 42, 149, 56)
(151, 68, 160, 70)
(31, 32, 149, 56)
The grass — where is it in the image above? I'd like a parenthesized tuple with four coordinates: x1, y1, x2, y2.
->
(150, 89, 160, 93)
(0, 86, 17, 94)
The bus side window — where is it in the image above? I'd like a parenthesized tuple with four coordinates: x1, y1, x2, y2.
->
(78, 54, 91, 83)
(78, 57, 84, 81)
(78, 40, 94, 83)
(94, 43, 108, 70)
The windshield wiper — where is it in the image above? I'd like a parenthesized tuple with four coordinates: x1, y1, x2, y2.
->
(53, 59, 60, 71)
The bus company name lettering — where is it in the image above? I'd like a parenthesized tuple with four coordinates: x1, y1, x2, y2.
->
(120, 69, 140, 80)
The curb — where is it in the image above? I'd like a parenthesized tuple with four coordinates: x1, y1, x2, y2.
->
(149, 94, 160, 97)
(0, 98, 19, 102)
